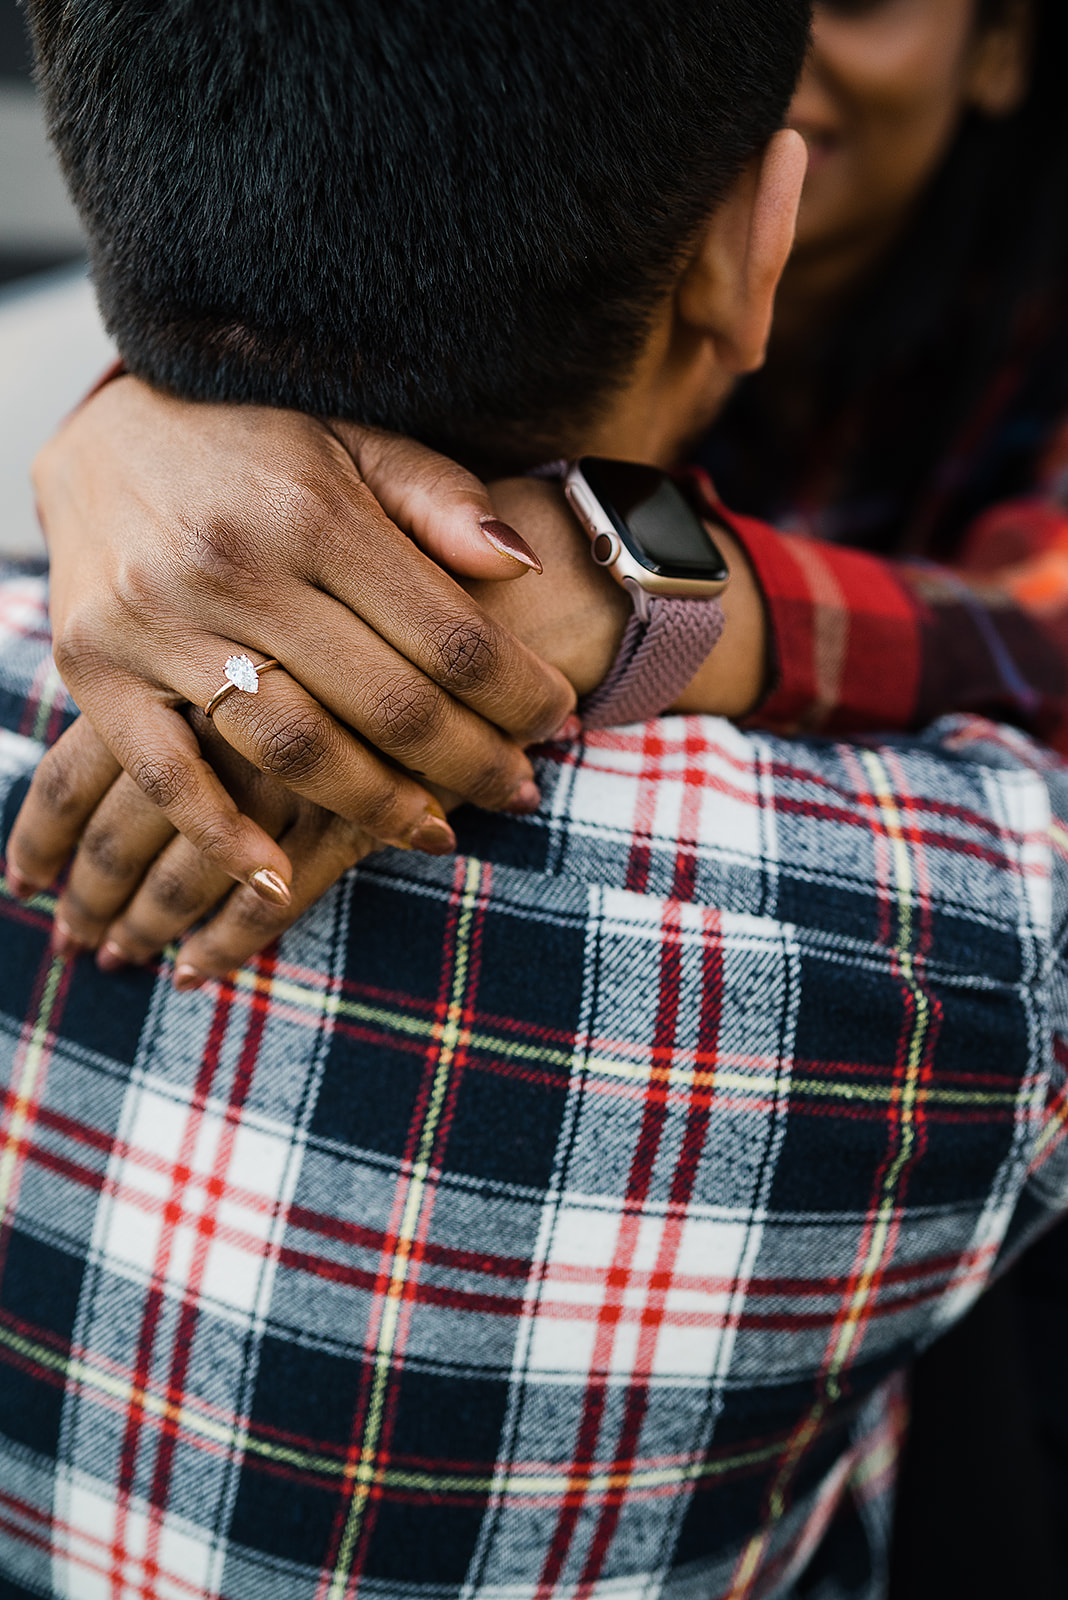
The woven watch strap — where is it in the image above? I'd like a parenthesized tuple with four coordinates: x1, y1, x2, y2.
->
(578, 595, 725, 729)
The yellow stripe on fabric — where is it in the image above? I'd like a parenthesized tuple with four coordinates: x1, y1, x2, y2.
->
(729, 750, 933, 1599)
(1049, 820, 1068, 857)
(0, 955, 65, 1222)
(235, 973, 1011, 1112)
(0, 1316, 787, 1494)
(823, 750, 930, 1390)
(328, 855, 483, 1600)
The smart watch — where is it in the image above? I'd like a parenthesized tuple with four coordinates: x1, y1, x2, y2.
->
(562, 457, 730, 727)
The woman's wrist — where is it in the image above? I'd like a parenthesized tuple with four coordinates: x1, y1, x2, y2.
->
(472, 478, 769, 720)
(469, 478, 631, 697)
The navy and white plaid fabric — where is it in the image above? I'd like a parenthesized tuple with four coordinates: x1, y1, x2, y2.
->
(2, 564, 1068, 1600)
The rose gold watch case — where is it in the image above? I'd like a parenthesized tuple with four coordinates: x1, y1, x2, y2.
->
(563, 462, 729, 621)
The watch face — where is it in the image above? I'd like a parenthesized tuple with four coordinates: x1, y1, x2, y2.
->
(578, 458, 729, 582)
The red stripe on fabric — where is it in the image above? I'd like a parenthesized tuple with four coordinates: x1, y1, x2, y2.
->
(0, 946, 75, 1338)
(624, 721, 665, 895)
(142, 946, 279, 1589)
(269, 1230, 990, 1330)
(725, 512, 920, 734)
(537, 900, 694, 1594)
(576, 904, 725, 1593)
(110, 968, 239, 1591)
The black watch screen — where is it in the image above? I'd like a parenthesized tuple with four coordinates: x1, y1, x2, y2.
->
(578, 457, 729, 582)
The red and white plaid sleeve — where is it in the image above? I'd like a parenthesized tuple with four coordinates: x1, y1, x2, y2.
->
(686, 430, 1068, 753)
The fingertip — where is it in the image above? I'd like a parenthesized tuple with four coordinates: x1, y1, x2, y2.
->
(96, 941, 129, 973)
(424, 512, 542, 580)
(478, 518, 543, 574)
(50, 917, 85, 962)
(173, 962, 207, 993)
(248, 868, 292, 907)
(4, 865, 37, 901)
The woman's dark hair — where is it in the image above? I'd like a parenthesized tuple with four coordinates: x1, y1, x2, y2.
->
(708, 0, 1068, 556)
(25, 0, 809, 469)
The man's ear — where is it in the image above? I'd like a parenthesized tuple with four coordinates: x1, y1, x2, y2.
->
(676, 128, 807, 375)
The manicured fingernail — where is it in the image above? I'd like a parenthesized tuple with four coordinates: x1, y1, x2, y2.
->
(249, 868, 291, 907)
(503, 780, 541, 815)
(479, 518, 543, 574)
(50, 918, 83, 963)
(5, 869, 35, 901)
(409, 813, 457, 857)
(174, 963, 207, 993)
(552, 714, 583, 742)
(96, 941, 128, 973)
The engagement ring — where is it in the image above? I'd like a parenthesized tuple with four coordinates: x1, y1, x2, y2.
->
(203, 654, 281, 719)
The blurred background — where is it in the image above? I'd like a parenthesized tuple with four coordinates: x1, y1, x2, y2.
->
(0, 0, 113, 557)
(0, 0, 84, 284)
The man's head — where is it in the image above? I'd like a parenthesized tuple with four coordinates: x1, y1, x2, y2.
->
(30, 0, 810, 468)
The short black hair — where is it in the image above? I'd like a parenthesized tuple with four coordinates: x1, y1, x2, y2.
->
(28, 0, 809, 466)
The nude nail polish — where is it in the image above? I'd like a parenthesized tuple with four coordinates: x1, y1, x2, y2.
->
(552, 714, 583, 743)
(503, 780, 541, 815)
(479, 518, 543, 574)
(174, 964, 207, 993)
(96, 942, 128, 973)
(409, 814, 457, 857)
(249, 868, 292, 907)
(50, 919, 82, 963)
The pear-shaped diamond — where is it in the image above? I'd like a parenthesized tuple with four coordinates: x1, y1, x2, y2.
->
(224, 654, 260, 693)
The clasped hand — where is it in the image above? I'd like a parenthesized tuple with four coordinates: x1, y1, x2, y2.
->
(5, 378, 602, 984)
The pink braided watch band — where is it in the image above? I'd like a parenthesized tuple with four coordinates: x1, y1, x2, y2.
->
(578, 594, 726, 729)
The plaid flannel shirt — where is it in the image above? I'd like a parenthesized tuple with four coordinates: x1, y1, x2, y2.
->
(3, 565, 1068, 1600)
(702, 416, 1068, 757)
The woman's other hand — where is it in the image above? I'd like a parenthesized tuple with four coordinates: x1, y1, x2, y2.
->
(6, 715, 385, 986)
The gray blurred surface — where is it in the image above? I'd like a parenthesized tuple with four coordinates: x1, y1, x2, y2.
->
(1, 0, 85, 281)
(1, 4, 105, 559)
(0, 82, 85, 253)
(0, 268, 115, 558)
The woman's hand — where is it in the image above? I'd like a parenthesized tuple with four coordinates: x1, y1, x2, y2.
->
(35, 376, 575, 898)
(7, 714, 384, 986)
(6, 470, 767, 983)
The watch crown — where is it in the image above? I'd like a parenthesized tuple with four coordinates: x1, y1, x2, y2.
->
(592, 530, 620, 566)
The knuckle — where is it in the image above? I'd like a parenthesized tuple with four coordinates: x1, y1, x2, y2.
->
(253, 471, 341, 564)
(80, 825, 139, 883)
(363, 676, 441, 757)
(144, 864, 208, 921)
(51, 620, 106, 692)
(426, 617, 499, 694)
(230, 892, 290, 939)
(182, 517, 264, 592)
(260, 472, 329, 532)
(187, 813, 244, 866)
(112, 559, 170, 623)
(29, 747, 84, 822)
(254, 708, 337, 784)
(128, 753, 192, 812)
(349, 778, 404, 840)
